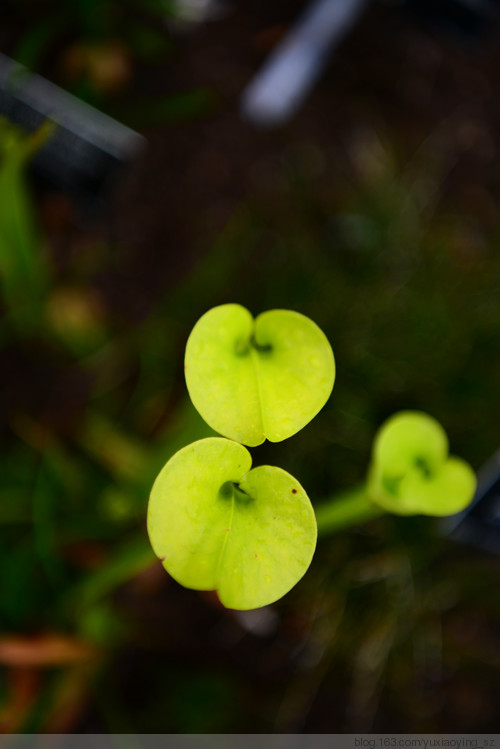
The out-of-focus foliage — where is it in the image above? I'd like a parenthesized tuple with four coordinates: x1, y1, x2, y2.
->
(0, 39, 500, 732)
(8, 0, 176, 70)
(0, 118, 53, 335)
(368, 411, 476, 516)
(4, 0, 180, 111)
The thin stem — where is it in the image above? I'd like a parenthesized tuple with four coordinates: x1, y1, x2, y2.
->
(315, 484, 383, 537)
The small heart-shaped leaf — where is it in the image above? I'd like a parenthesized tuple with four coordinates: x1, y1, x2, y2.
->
(147, 437, 317, 609)
(368, 411, 476, 516)
(184, 304, 335, 446)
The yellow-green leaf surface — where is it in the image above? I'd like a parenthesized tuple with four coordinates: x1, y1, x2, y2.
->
(147, 437, 317, 609)
(184, 304, 335, 446)
(368, 411, 476, 516)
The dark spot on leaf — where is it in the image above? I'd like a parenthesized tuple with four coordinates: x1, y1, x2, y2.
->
(254, 553, 258, 558)
(291, 488, 297, 494)
(414, 455, 434, 479)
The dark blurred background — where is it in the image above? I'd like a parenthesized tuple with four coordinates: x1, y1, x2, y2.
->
(0, 0, 500, 733)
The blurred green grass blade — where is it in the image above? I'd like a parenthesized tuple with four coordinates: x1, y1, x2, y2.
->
(79, 411, 151, 484)
(63, 536, 155, 615)
(32, 458, 65, 588)
(0, 119, 54, 332)
(0, 535, 56, 628)
(12, 414, 89, 500)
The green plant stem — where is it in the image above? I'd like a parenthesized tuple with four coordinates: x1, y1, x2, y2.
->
(315, 484, 383, 537)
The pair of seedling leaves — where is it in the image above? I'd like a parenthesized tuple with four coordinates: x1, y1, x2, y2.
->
(148, 304, 476, 610)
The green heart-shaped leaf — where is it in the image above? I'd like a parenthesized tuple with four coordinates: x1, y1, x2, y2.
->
(147, 437, 317, 609)
(184, 304, 335, 446)
(368, 411, 476, 516)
